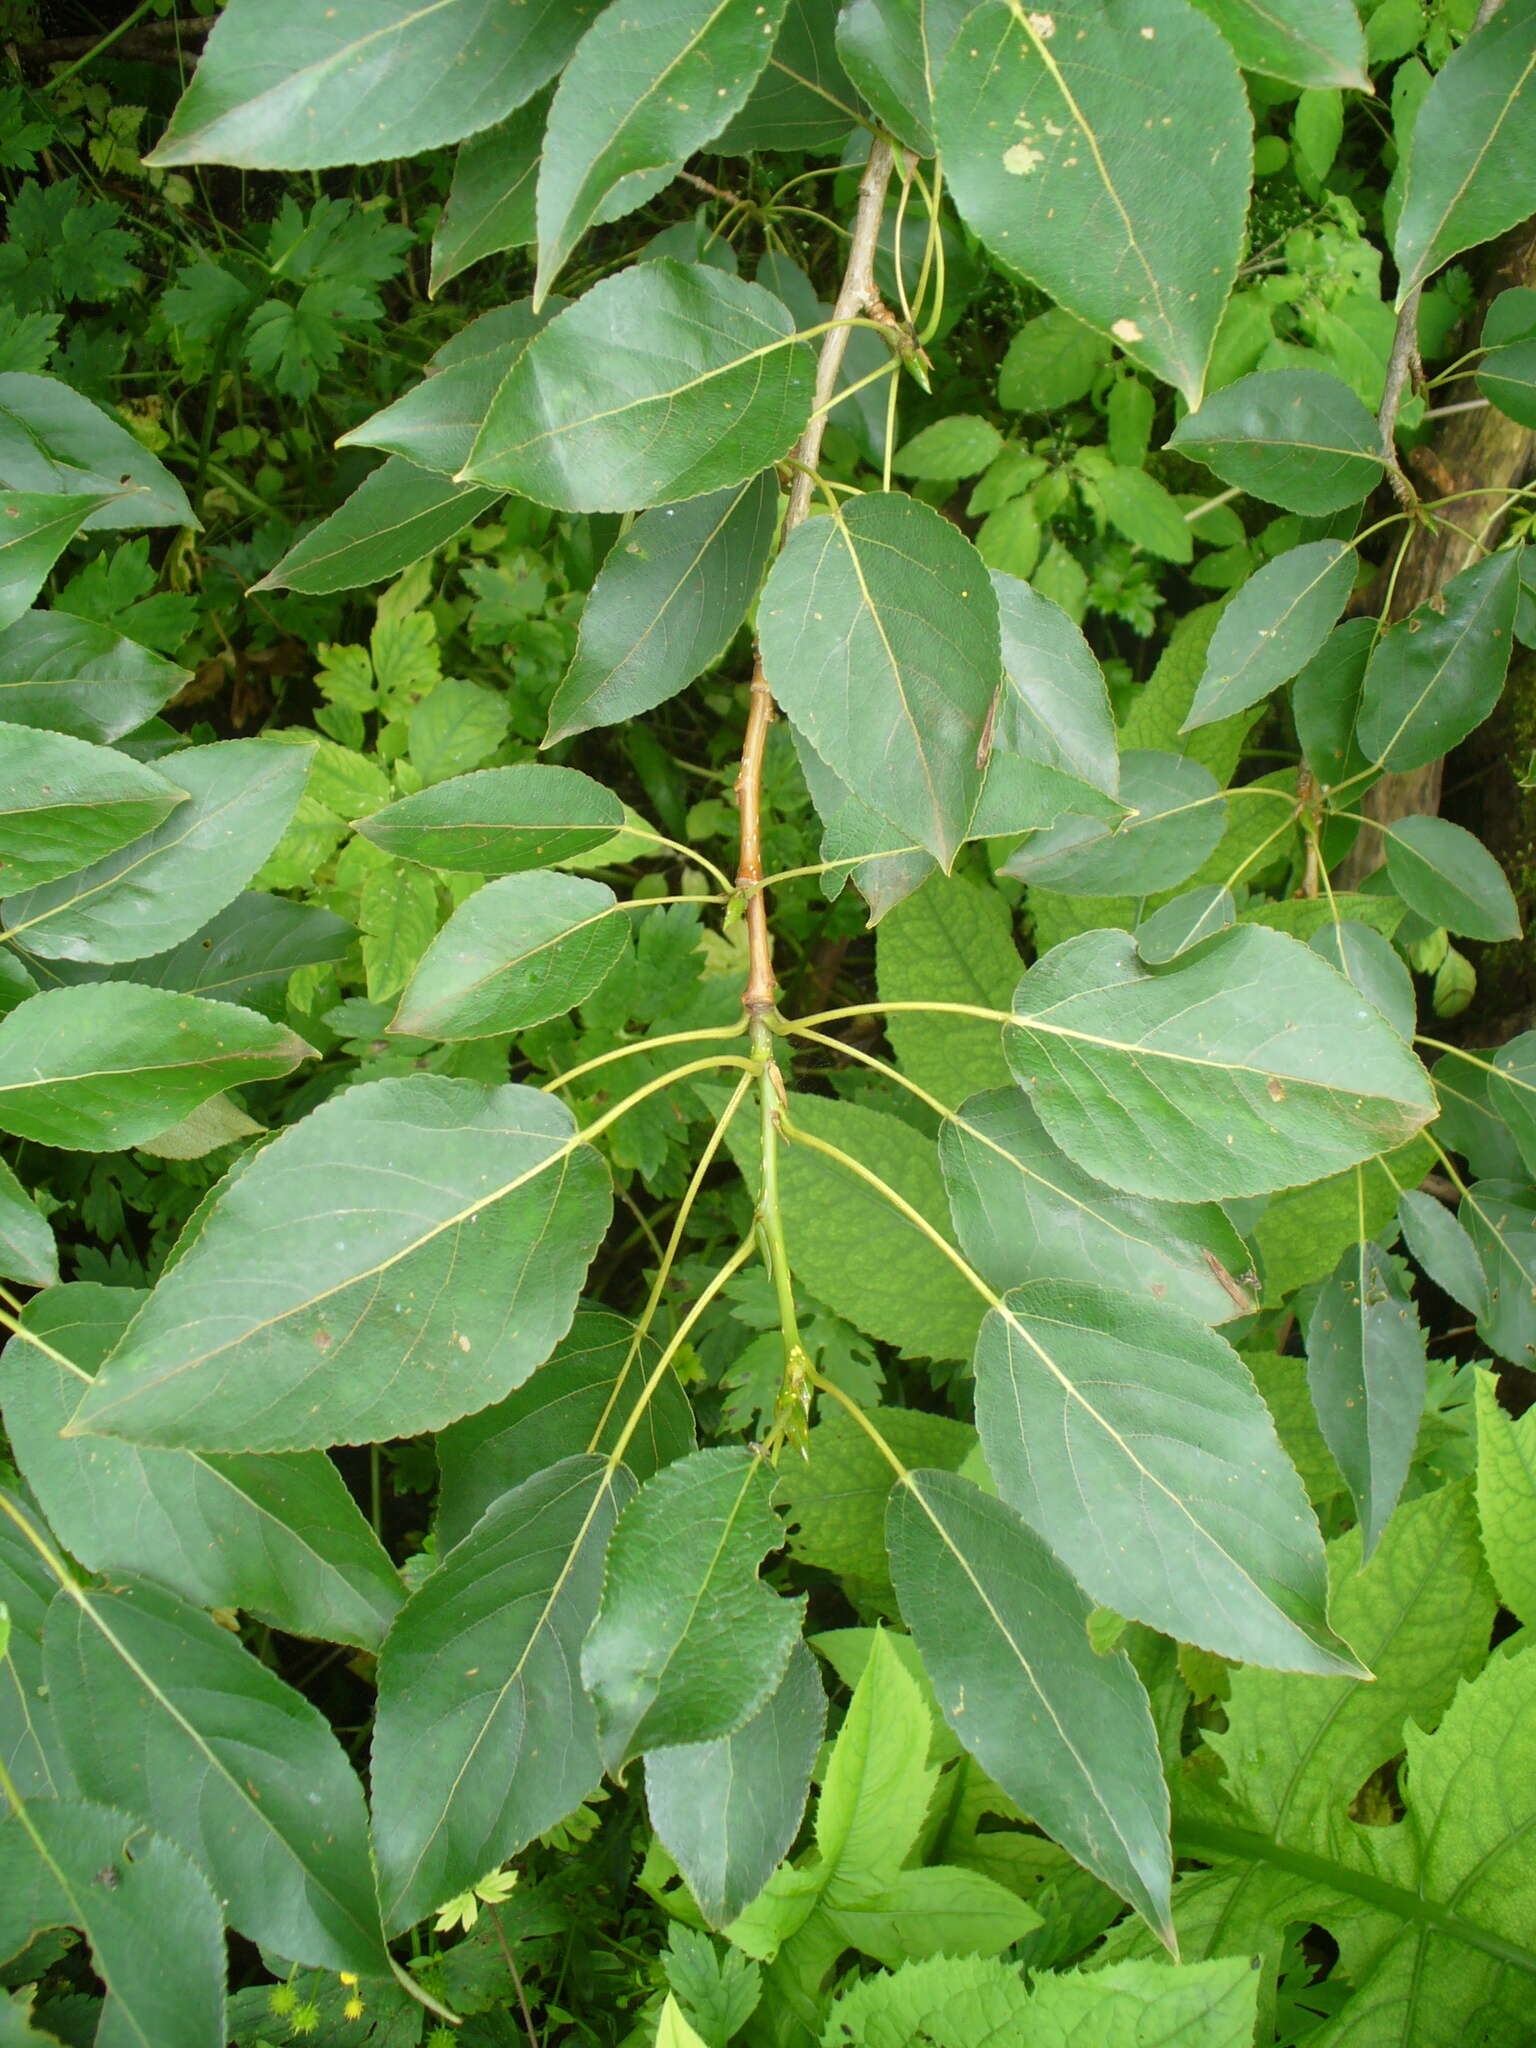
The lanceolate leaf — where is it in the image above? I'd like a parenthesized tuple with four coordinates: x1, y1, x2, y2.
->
(582, 1446, 805, 1770)
(935, 0, 1251, 404)
(973, 1280, 1361, 1674)
(1006, 925, 1437, 1202)
(0, 1155, 53, 1288)
(1167, 369, 1384, 515)
(546, 474, 778, 742)
(534, 0, 788, 301)
(0, 985, 311, 1150)
(759, 494, 1000, 867)
(430, 96, 546, 294)
(67, 1074, 611, 1452)
(0, 609, 188, 741)
(0, 493, 114, 633)
(1187, 0, 1367, 87)
(462, 263, 815, 511)
(1184, 541, 1356, 730)
(887, 1469, 1173, 1939)
(1382, 814, 1522, 942)
(359, 763, 624, 873)
(253, 458, 503, 595)
(1354, 551, 1521, 772)
(44, 1576, 389, 1972)
(1398, 1189, 1487, 1318)
(0, 721, 184, 892)
(370, 1455, 631, 1933)
(991, 570, 1118, 798)
(146, 0, 598, 169)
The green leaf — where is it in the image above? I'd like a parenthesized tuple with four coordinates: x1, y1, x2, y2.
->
(0, 608, 188, 741)
(67, 1074, 610, 1451)
(1252, 1142, 1431, 1304)
(546, 474, 778, 742)
(646, 1641, 826, 1928)
(254, 457, 503, 596)
(340, 305, 555, 478)
(875, 870, 1020, 1109)
(658, 1996, 711, 2048)
(815, 1626, 935, 1889)
(1309, 917, 1415, 1039)
(1002, 749, 1224, 896)
(1304, 1242, 1426, 1561)
(0, 721, 184, 892)
(935, 0, 1251, 404)
(1474, 1368, 1536, 1628)
(1167, 368, 1385, 514)
(779, 1406, 976, 1599)
(462, 262, 814, 511)
(1184, 541, 1355, 730)
(888, 1469, 1173, 1938)
(1392, 0, 1536, 302)
(1488, 1033, 1536, 1179)
(942, 1087, 1257, 1325)
(836, 0, 967, 154)
(1464, 1180, 1536, 1369)
(716, 0, 857, 153)
(0, 373, 194, 531)
(0, 1489, 73, 1801)
(1478, 338, 1536, 429)
(353, 857, 435, 1004)
(0, 1154, 53, 1288)
(0, 1800, 225, 2048)
(360, 763, 625, 874)
(582, 1446, 804, 1771)
(759, 494, 999, 868)
(1135, 884, 1237, 964)
(991, 571, 1118, 797)
(0, 984, 310, 1150)
(3, 1284, 403, 1652)
(1382, 813, 1521, 941)
(1006, 924, 1436, 1202)
(45, 1576, 389, 1971)
(534, 0, 787, 301)
(1187, 0, 1367, 86)
(1082, 461, 1192, 564)
(1291, 617, 1373, 785)
(430, 96, 546, 294)
(1, 737, 312, 964)
(893, 416, 1003, 481)
(974, 1278, 1359, 1674)
(146, 0, 598, 169)
(0, 493, 113, 633)
(1398, 1187, 1487, 1317)
(1355, 551, 1522, 772)
(370, 1454, 629, 1932)
(997, 308, 1110, 413)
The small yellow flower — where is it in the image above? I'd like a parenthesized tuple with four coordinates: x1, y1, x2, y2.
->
(338, 1973, 358, 1987)
(291, 2004, 321, 2038)
(267, 1983, 299, 2017)
(344, 1994, 365, 2020)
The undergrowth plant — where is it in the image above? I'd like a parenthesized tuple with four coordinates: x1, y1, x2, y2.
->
(2, 1, 1536, 2043)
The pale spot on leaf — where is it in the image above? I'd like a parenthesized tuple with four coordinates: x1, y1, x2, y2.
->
(1004, 141, 1044, 174)
(1112, 318, 1144, 342)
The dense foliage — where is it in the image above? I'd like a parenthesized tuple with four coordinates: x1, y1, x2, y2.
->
(1, 0, 1536, 2042)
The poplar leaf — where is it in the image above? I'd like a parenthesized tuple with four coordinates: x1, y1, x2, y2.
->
(360, 763, 625, 874)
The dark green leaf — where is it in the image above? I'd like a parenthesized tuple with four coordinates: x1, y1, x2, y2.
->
(1478, 339, 1536, 429)
(1398, 1189, 1487, 1318)
(339, 305, 554, 477)
(1463, 1180, 1536, 1369)
(359, 763, 624, 874)
(1355, 551, 1521, 772)
(1187, 0, 1367, 86)
(1184, 541, 1355, 730)
(1167, 369, 1385, 515)
(0, 493, 113, 633)
(778, 1405, 975, 1598)
(715, 0, 857, 153)
(0, 609, 188, 742)
(836, 0, 967, 154)
(1382, 813, 1521, 941)
(0, 722, 184, 892)
(0, 374, 194, 531)
(1489, 1033, 1536, 1179)
(67, 1074, 610, 1451)
(430, 96, 546, 294)
(252, 458, 503, 595)
(0, 1155, 53, 1288)
(876, 870, 1020, 1109)
(1001, 749, 1224, 896)
(992, 570, 1118, 796)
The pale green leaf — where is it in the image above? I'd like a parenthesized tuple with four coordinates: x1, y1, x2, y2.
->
(0, 608, 188, 742)
(997, 308, 1109, 413)
(134, 1090, 263, 1161)
(778, 1405, 976, 1598)
(1474, 1368, 1536, 1628)
(360, 764, 625, 874)
(892, 415, 1003, 480)
(407, 675, 509, 786)
(1184, 540, 1355, 729)
(816, 1626, 936, 1890)
(358, 858, 439, 1005)
(0, 721, 184, 892)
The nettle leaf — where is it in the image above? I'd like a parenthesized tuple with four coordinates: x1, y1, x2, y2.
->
(0, 608, 188, 741)
(1001, 749, 1224, 897)
(1, 737, 311, 964)
(3, 1285, 403, 1652)
(1355, 550, 1521, 772)
(430, 95, 546, 294)
(67, 1074, 611, 1452)
(646, 1640, 826, 1929)
(991, 569, 1118, 797)
(0, 1799, 225, 2048)
(1382, 813, 1521, 942)
(0, 721, 185, 892)
(1006, 925, 1436, 1202)
(759, 494, 1000, 868)
(973, 1279, 1361, 1674)
(390, 871, 629, 1040)
(371, 1455, 629, 1932)
(941, 1087, 1256, 1325)
(1304, 1242, 1426, 1562)
(0, 984, 311, 1150)
(0, 1153, 54, 1287)
(1474, 1369, 1536, 1628)
(1187, 0, 1366, 87)
(254, 458, 503, 596)
(534, 0, 787, 300)
(1167, 369, 1384, 515)
(0, 373, 195, 531)
(44, 1576, 389, 1972)
(836, 0, 968, 155)
(935, 0, 1250, 404)
(888, 1468, 1174, 1939)
(546, 473, 778, 742)
(360, 763, 624, 874)
(1184, 541, 1356, 731)
(462, 262, 815, 511)
(1392, 0, 1536, 302)
(582, 1446, 805, 1771)
(0, 492, 114, 632)
(780, 1406, 976, 1600)
(147, 0, 598, 169)
(876, 869, 1020, 1109)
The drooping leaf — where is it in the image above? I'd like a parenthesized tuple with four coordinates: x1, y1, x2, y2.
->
(462, 262, 815, 511)
(360, 763, 625, 874)
(989, 574, 1117, 801)
(0, 373, 195, 531)
(1252, 1141, 1433, 1305)
(974, 1279, 1363, 1674)
(582, 1446, 805, 1771)
(0, 721, 184, 892)
(1355, 549, 1521, 772)
(253, 458, 503, 595)
(534, 0, 788, 301)
(0, 1155, 53, 1288)
(390, 871, 628, 1040)
(1488, 1033, 1536, 1179)
(875, 870, 1020, 1109)
(1382, 813, 1522, 941)
(941, 1087, 1256, 1325)
(1167, 368, 1385, 515)
(546, 474, 778, 741)
(0, 493, 114, 633)
(0, 608, 188, 741)
(67, 1074, 610, 1451)
(1, 737, 312, 964)
(1184, 541, 1356, 730)
(888, 1468, 1173, 1938)
(3, 1285, 403, 1652)
(1005, 924, 1436, 1202)
(0, 984, 310, 1150)
(1187, 0, 1367, 86)
(1001, 749, 1224, 896)
(646, 1641, 826, 1928)
(146, 0, 598, 169)
(836, 0, 968, 154)
(759, 494, 999, 867)
(935, 0, 1251, 404)
(1392, 0, 1536, 302)
(430, 96, 546, 293)
(1473, 1368, 1536, 1629)
(370, 1455, 630, 1932)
